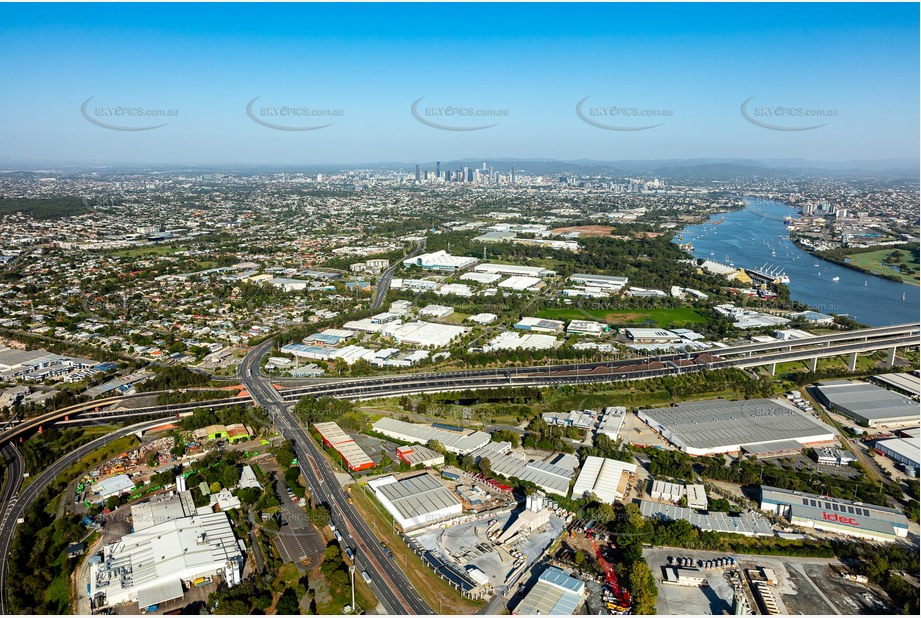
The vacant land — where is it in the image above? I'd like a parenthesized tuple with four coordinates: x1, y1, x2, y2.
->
(537, 306, 707, 327)
(846, 248, 920, 286)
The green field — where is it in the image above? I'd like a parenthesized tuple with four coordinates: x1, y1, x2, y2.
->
(846, 248, 920, 286)
(109, 245, 183, 257)
(537, 306, 707, 327)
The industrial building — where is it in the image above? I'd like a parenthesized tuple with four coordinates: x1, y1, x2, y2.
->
(314, 422, 375, 471)
(395, 444, 445, 468)
(88, 512, 244, 610)
(381, 320, 469, 348)
(815, 380, 920, 427)
(639, 500, 774, 536)
(368, 473, 462, 530)
(686, 484, 708, 510)
(759, 486, 910, 542)
(869, 372, 920, 398)
(474, 263, 556, 278)
(874, 437, 920, 471)
(91, 474, 136, 504)
(570, 456, 637, 503)
(637, 398, 835, 456)
(468, 441, 574, 496)
(567, 273, 628, 292)
(596, 406, 626, 441)
(419, 304, 454, 319)
(623, 328, 682, 344)
(402, 250, 478, 272)
(130, 492, 196, 532)
(499, 276, 544, 291)
(513, 317, 565, 333)
(466, 312, 497, 325)
(663, 567, 707, 587)
(566, 320, 607, 336)
(811, 447, 857, 466)
(484, 331, 558, 351)
(372, 418, 491, 455)
(513, 567, 586, 615)
(649, 479, 684, 503)
(542, 409, 596, 429)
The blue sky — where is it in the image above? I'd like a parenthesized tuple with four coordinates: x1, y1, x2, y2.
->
(0, 2, 917, 166)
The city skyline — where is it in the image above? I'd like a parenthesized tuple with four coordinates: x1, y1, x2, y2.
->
(1, 2, 918, 165)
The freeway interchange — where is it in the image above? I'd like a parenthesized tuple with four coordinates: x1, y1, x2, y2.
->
(0, 321, 916, 614)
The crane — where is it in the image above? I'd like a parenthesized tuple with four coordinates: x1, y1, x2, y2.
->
(586, 527, 631, 612)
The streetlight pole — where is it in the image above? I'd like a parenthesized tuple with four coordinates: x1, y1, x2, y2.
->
(349, 565, 356, 613)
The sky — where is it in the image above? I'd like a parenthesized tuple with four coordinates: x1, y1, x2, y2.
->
(0, 2, 918, 166)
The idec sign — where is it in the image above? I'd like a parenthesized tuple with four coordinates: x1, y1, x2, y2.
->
(822, 511, 859, 526)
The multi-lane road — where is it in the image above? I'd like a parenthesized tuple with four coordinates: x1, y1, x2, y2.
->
(240, 339, 433, 615)
(371, 240, 425, 311)
(0, 419, 172, 615)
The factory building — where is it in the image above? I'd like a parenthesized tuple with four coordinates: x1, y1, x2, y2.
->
(542, 409, 596, 429)
(868, 372, 920, 399)
(874, 437, 920, 471)
(372, 418, 491, 455)
(395, 444, 445, 468)
(814, 380, 919, 427)
(474, 263, 556, 278)
(637, 398, 835, 456)
(811, 447, 857, 466)
(368, 473, 462, 530)
(686, 484, 708, 510)
(314, 422, 374, 471)
(570, 456, 637, 503)
(566, 320, 607, 336)
(513, 317, 565, 333)
(596, 406, 626, 441)
(88, 512, 244, 610)
(513, 567, 586, 615)
(380, 320, 470, 348)
(468, 441, 575, 497)
(90, 474, 136, 504)
(567, 273, 628, 292)
(639, 500, 774, 536)
(402, 250, 478, 272)
(759, 486, 910, 542)
(649, 479, 684, 503)
(623, 328, 682, 344)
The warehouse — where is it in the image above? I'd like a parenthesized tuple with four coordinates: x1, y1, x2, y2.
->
(484, 331, 558, 351)
(396, 444, 445, 468)
(814, 380, 919, 427)
(542, 410, 596, 429)
(571, 456, 637, 503)
(874, 437, 920, 470)
(469, 441, 574, 496)
(459, 271, 502, 284)
(869, 372, 920, 398)
(91, 474, 136, 504)
(466, 313, 497, 325)
(624, 328, 682, 344)
(566, 320, 607, 336)
(403, 250, 478, 272)
(686, 484, 708, 510)
(759, 486, 910, 542)
(498, 276, 544, 291)
(649, 479, 684, 503)
(567, 273, 628, 292)
(596, 407, 626, 441)
(513, 567, 586, 615)
(381, 320, 469, 348)
(372, 418, 491, 455)
(637, 398, 835, 456)
(474, 263, 556, 278)
(89, 512, 244, 610)
(514, 317, 564, 333)
(419, 304, 455, 319)
(314, 422, 375, 471)
(368, 474, 462, 530)
(639, 500, 774, 536)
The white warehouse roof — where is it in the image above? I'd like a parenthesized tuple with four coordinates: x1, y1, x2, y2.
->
(571, 456, 637, 503)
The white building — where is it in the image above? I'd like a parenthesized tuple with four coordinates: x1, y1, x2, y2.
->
(566, 320, 606, 336)
(381, 321, 469, 348)
(474, 263, 556, 278)
(467, 313, 498, 325)
(368, 474, 462, 530)
(484, 332, 558, 352)
(403, 250, 478, 272)
(89, 513, 244, 610)
(514, 317, 564, 333)
(686, 484, 708, 510)
(419, 304, 455, 319)
(571, 456, 637, 503)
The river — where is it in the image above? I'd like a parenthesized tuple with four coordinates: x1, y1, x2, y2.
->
(677, 199, 920, 326)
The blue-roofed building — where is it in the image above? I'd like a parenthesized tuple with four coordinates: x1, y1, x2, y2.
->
(513, 566, 586, 615)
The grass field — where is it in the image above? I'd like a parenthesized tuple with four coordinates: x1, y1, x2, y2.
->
(846, 248, 920, 286)
(349, 485, 484, 614)
(537, 306, 707, 327)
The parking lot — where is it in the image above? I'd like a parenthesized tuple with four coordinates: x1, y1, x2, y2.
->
(643, 547, 894, 615)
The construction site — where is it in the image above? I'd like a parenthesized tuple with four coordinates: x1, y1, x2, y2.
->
(411, 492, 567, 598)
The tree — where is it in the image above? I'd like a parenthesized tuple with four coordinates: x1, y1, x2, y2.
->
(147, 452, 160, 468)
(574, 550, 586, 567)
(309, 506, 330, 527)
(210, 481, 222, 493)
(276, 588, 300, 615)
(222, 465, 241, 490)
(478, 457, 492, 476)
(627, 561, 658, 615)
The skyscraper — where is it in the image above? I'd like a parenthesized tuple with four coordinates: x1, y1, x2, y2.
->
(415, 164, 421, 181)
(436, 161, 441, 178)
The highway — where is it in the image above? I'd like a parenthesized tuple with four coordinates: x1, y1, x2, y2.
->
(239, 339, 433, 615)
(0, 445, 23, 515)
(371, 240, 425, 310)
(0, 418, 170, 615)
